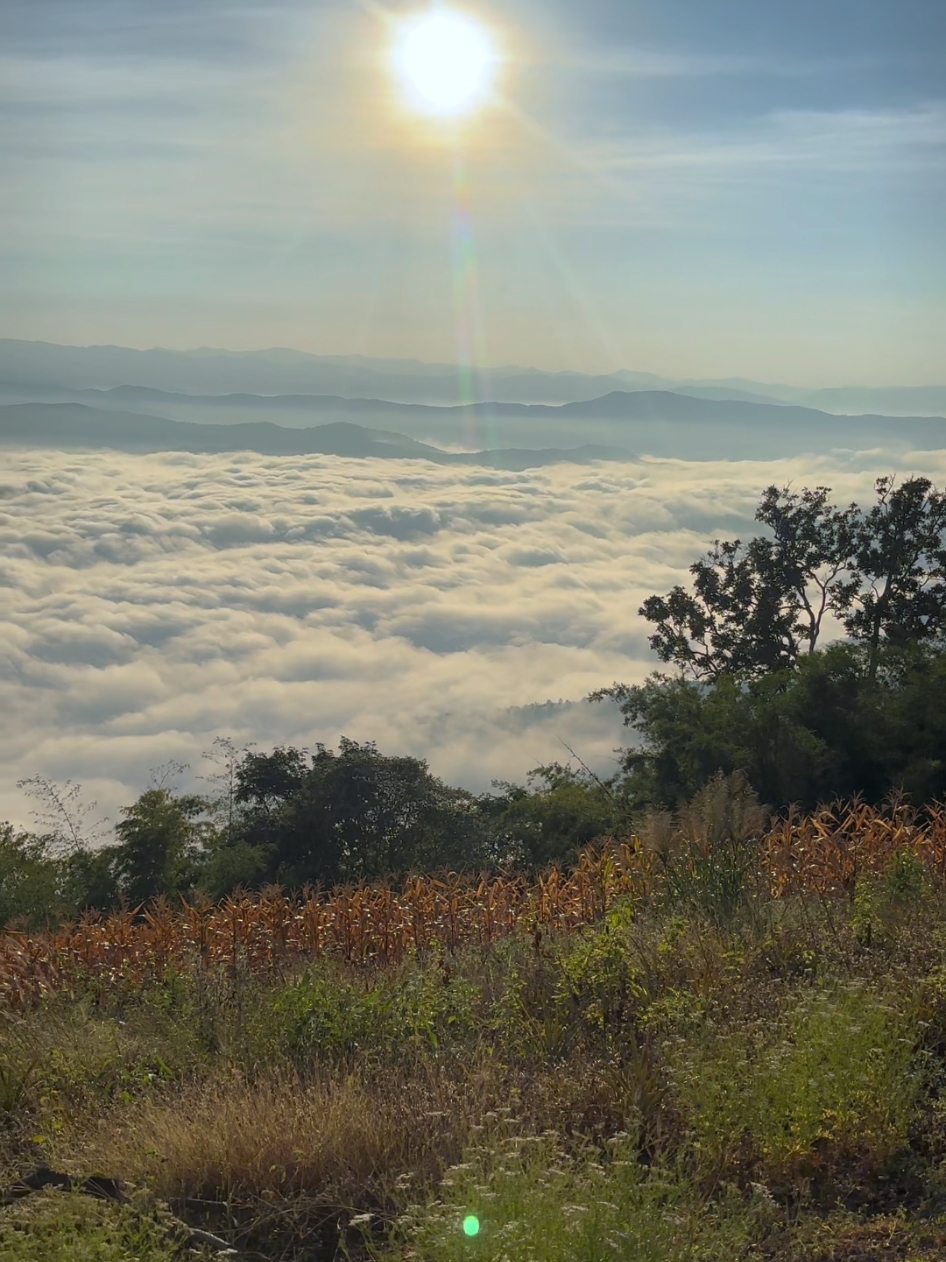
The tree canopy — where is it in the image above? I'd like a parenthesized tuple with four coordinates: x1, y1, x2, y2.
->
(596, 641, 946, 813)
(598, 475, 946, 812)
(230, 738, 489, 887)
(640, 477, 946, 682)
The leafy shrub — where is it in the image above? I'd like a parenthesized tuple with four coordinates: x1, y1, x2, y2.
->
(853, 846, 929, 947)
(275, 958, 478, 1066)
(554, 902, 645, 1046)
(670, 985, 922, 1190)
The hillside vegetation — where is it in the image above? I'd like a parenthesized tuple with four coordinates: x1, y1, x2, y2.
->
(5, 782, 946, 1260)
(3, 474, 946, 1259)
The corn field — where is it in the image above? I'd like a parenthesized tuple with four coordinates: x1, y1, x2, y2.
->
(2, 799, 946, 1010)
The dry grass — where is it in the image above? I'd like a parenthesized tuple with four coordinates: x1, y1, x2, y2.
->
(62, 1039, 660, 1257)
(66, 1054, 502, 1259)
(5, 798, 946, 1011)
(762, 1214, 946, 1261)
(106, 1070, 466, 1199)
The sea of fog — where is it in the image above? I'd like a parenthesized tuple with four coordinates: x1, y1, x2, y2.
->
(2, 447, 943, 830)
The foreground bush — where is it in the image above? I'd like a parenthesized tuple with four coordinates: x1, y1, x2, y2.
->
(670, 984, 922, 1192)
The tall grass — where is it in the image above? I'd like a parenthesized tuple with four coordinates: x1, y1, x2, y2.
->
(669, 984, 923, 1192)
(4, 789, 946, 1260)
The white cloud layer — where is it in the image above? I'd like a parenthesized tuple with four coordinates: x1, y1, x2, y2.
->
(2, 447, 944, 830)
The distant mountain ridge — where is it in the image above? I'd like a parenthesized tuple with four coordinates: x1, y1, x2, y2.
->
(0, 340, 639, 407)
(2, 390, 944, 466)
(3, 341, 944, 463)
(0, 403, 632, 470)
(2, 339, 943, 416)
(6, 382, 946, 433)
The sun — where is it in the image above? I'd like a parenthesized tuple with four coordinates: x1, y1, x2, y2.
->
(392, 9, 499, 119)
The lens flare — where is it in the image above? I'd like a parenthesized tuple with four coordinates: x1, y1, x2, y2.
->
(462, 1214, 480, 1236)
(393, 10, 498, 118)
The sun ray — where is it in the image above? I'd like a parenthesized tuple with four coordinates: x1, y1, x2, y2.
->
(449, 153, 494, 447)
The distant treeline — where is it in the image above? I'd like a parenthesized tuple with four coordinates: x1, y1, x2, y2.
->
(2, 475, 945, 929)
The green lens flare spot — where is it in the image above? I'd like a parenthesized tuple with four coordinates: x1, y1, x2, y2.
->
(463, 1215, 480, 1237)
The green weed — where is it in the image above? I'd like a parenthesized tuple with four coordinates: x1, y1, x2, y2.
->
(374, 1126, 773, 1262)
(670, 984, 922, 1191)
(0, 1190, 188, 1262)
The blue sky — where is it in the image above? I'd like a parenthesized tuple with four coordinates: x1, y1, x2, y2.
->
(1, 0, 944, 383)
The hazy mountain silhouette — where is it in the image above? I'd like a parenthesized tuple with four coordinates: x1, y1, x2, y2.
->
(3, 339, 943, 415)
(0, 403, 631, 470)
(3, 389, 944, 465)
(0, 340, 641, 406)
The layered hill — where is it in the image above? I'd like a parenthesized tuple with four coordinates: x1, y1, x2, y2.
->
(2, 387, 943, 464)
(0, 403, 630, 470)
(2, 339, 944, 415)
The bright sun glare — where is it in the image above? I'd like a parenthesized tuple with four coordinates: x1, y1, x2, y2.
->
(392, 9, 498, 119)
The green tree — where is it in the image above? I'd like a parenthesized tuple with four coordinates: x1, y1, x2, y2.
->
(60, 844, 122, 915)
(639, 538, 798, 680)
(843, 476, 946, 678)
(233, 739, 491, 888)
(0, 823, 119, 928)
(640, 478, 944, 682)
(485, 763, 621, 869)
(640, 485, 858, 680)
(594, 641, 946, 812)
(194, 738, 271, 898)
(754, 482, 860, 653)
(112, 788, 209, 906)
(0, 824, 63, 929)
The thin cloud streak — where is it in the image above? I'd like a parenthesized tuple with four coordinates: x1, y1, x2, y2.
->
(594, 104, 946, 177)
(557, 48, 877, 81)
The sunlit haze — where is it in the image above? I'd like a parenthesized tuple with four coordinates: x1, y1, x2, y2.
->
(3, 0, 943, 382)
(1, 0, 945, 829)
(2, 6, 946, 1250)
